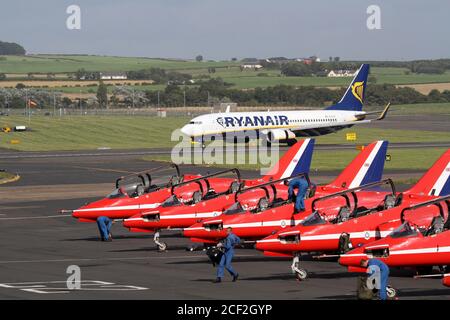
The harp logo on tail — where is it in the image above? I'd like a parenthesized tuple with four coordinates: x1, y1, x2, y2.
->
(352, 81, 365, 103)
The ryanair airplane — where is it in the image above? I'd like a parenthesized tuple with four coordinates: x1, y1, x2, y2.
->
(181, 64, 390, 145)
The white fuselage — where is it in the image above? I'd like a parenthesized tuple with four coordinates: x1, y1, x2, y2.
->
(181, 110, 366, 139)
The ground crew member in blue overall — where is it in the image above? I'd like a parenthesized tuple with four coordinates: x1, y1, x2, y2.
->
(360, 258, 390, 300)
(97, 216, 113, 241)
(214, 227, 241, 283)
(288, 176, 309, 213)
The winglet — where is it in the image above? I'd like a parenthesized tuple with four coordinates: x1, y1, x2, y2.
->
(376, 102, 391, 121)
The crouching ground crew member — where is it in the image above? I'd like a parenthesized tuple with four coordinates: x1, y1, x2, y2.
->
(214, 227, 241, 283)
(97, 216, 114, 242)
(288, 176, 309, 213)
(360, 258, 390, 300)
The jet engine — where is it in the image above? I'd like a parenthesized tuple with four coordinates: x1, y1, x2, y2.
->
(264, 129, 296, 145)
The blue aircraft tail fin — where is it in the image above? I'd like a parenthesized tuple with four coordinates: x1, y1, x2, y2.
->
(326, 64, 370, 112)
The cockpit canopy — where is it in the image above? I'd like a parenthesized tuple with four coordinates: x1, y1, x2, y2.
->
(162, 195, 182, 207)
(301, 211, 326, 226)
(389, 222, 418, 239)
(107, 188, 127, 199)
(223, 202, 245, 215)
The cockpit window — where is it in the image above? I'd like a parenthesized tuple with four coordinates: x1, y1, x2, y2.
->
(106, 188, 127, 199)
(189, 121, 202, 125)
(301, 211, 326, 226)
(224, 202, 245, 215)
(389, 222, 418, 239)
(161, 195, 181, 207)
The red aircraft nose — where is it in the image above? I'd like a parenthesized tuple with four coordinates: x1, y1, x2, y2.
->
(255, 234, 279, 251)
(183, 220, 223, 238)
(182, 223, 204, 238)
(338, 249, 368, 267)
(122, 215, 143, 229)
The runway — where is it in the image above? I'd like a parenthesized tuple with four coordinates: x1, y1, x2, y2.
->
(0, 153, 449, 299)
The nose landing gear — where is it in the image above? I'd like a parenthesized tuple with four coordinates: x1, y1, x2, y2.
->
(291, 253, 308, 281)
(154, 231, 167, 252)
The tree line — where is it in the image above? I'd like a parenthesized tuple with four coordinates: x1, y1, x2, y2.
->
(143, 78, 450, 107)
(0, 41, 26, 55)
(273, 59, 450, 76)
(3, 77, 450, 109)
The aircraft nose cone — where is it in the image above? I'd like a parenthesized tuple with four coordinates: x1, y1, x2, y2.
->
(180, 125, 192, 137)
(338, 252, 363, 267)
(255, 240, 266, 251)
(183, 224, 202, 237)
(123, 217, 140, 228)
(122, 218, 132, 228)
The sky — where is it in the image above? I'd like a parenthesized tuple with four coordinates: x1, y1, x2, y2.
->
(0, 0, 449, 61)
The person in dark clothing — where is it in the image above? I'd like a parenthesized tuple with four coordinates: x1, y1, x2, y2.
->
(288, 177, 309, 213)
(360, 258, 390, 300)
(214, 227, 241, 283)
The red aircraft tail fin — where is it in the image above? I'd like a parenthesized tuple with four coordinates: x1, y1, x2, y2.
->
(328, 141, 389, 189)
(263, 139, 315, 181)
(406, 149, 450, 196)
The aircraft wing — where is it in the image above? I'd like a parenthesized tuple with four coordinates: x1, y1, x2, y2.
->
(289, 103, 391, 137)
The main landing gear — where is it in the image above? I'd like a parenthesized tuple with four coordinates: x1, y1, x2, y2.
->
(154, 231, 167, 252)
(291, 253, 308, 281)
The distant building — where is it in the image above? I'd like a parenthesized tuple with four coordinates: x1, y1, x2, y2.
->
(327, 70, 357, 77)
(240, 63, 263, 70)
(100, 72, 127, 80)
(295, 56, 320, 65)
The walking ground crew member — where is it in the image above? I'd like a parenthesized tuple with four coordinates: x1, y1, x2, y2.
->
(214, 227, 241, 283)
(360, 258, 390, 300)
(97, 216, 113, 241)
(288, 176, 309, 213)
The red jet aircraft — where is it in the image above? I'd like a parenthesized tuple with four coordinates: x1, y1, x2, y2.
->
(122, 139, 315, 250)
(66, 164, 204, 222)
(255, 149, 450, 280)
(183, 140, 390, 245)
(339, 195, 450, 279)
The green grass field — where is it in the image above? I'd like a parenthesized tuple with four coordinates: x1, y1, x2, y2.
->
(0, 55, 239, 74)
(0, 116, 189, 151)
(0, 102, 449, 152)
(389, 102, 450, 114)
(143, 147, 448, 173)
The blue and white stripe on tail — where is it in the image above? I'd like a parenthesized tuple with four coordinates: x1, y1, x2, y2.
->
(329, 140, 389, 189)
(406, 149, 450, 196)
(263, 139, 315, 181)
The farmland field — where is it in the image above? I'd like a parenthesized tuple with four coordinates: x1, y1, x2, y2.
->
(2, 55, 450, 92)
(0, 54, 239, 73)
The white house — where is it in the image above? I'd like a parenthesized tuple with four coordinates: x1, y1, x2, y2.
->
(100, 72, 128, 80)
(240, 63, 263, 70)
(327, 70, 357, 77)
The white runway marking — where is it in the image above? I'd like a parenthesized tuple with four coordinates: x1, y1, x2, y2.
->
(0, 214, 71, 221)
(0, 280, 148, 294)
